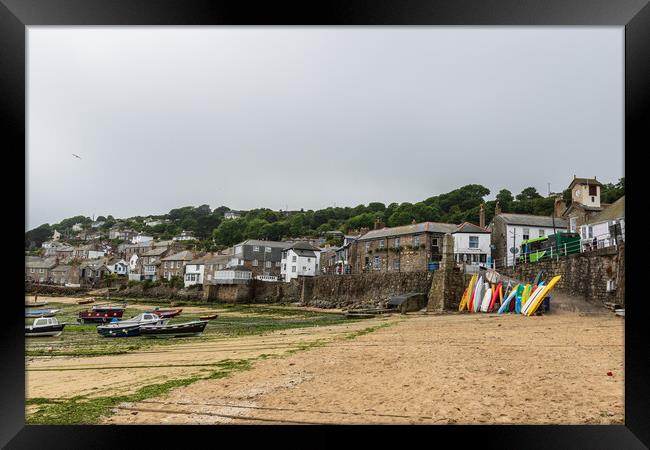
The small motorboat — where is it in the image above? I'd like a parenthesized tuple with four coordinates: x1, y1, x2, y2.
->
(97, 313, 168, 337)
(145, 308, 182, 319)
(78, 309, 125, 324)
(139, 320, 208, 338)
(199, 313, 219, 321)
(25, 309, 60, 318)
(77, 298, 95, 305)
(25, 300, 49, 308)
(25, 317, 66, 337)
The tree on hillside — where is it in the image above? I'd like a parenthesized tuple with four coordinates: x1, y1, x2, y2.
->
(213, 218, 245, 246)
(516, 187, 542, 201)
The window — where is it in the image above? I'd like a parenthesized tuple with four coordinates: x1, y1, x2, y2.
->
(414, 235, 420, 247)
(588, 226, 593, 239)
(253, 246, 260, 252)
(164, 272, 169, 278)
(431, 237, 439, 247)
(469, 236, 479, 248)
(275, 261, 281, 267)
(394, 238, 400, 248)
(539, 229, 545, 237)
(30, 268, 35, 273)
(522, 228, 530, 241)
(265, 261, 271, 268)
(373, 256, 381, 269)
(292, 266, 296, 272)
(589, 185, 597, 196)
(292, 255, 297, 262)
(176, 261, 181, 268)
(265, 247, 271, 253)
(379, 240, 385, 249)
(365, 242, 370, 252)
(283, 264, 286, 270)
(570, 217, 577, 232)
(235, 245, 242, 254)
(307, 258, 311, 262)
(302, 266, 307, 271)
(393, 260, 400, 270)
(39, 268, 44, 273)
(252, 259, 259, 266)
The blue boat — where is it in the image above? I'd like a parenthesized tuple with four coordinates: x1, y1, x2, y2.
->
(25, 309, 60, 318)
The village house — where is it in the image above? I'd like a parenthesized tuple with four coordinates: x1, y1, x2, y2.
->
(490, 212, 568, 267)
(230, 240, 289, 277)
(25, 257, 58, 283)
(74, 243, 106, 260)
(356, 220, 457, 273)
(71, 223, 84, 232)
(50, 264, 81, 286)
(108, 227, 137, 241)
(280, 242, 322, 282)
(224, 210, 242, 220)
(121, 241, 154, 259)
(135, 246, 173, 281)
(79, 259, 111, 286)
(558, 176, 610, 232)
(579, 195, 625, 251)
(452, 222, 492, 267)
(184, 254, 213, 287)
(144, 217, 167, 227)
(319, 247, 338, 274)
(202, 253, 231, 284)
(106, 257, 129, 276)
(161, 250, 197, 281)
(131, 234, 154, 244)
(172, 231, 195, 241)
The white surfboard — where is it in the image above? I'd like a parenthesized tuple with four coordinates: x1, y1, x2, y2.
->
(473, 277, 484, 312)
(480, 288, 492, 312)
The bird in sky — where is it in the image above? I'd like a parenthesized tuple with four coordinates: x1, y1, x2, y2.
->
(72, 153, 81, 159)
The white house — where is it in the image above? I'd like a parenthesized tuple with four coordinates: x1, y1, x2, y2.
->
(52, 229, 61, 241)
(72, 223, 84, 232)
(490, 213, 569, 266)
(452, 222, 492, 266)
(129, 254, 139, 271)
(173, 230, 195, 241)
(579, 196, 625, 251)
(224, 211, 242, 220)
(131, 235, 154, 244)
(280, 242, 322, 283)
(107, 259, 129, 275)
(184, 256, 207, 287)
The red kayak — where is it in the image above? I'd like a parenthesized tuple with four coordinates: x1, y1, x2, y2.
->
(146, 308, 182, 318)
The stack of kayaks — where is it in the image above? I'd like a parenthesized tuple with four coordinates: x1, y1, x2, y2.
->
(459, 273, 561, 316)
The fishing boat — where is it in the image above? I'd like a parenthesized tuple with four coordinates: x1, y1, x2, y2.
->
(145, 308, 183, 319)
(199, 313, 219, 321)
(78, 309, 125, 324)
(25, 300, 49, 308)
(25, 317, 66, 337)
(25, 309, 60, 318)
(97, 322, 141, 337)
(139, 320, 208, 338)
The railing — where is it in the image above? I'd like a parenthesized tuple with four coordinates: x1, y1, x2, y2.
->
(492, 230, 624, 269)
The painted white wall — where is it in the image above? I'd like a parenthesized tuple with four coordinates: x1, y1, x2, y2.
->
(580, 218, 624, 250)
(215, 269, 252, 281)
(504, 224, 567, 265)
(184, 263, 205, 287)
(453, 232, 491, 264)
(281, 249, 322, 282)
(572, 184, 601, 208)
(129, 254, 139, 270)
(132, 235, 153, 244)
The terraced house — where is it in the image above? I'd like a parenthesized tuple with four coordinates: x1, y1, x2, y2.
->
(25, 257, 58, 283)
(161, 250, 197, 281)
(230, 240, 288, 277)
(356, 221, 458, 273)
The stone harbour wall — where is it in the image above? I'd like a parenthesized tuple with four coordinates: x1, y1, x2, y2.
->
(301, 272, 434, 309)
(498, 244, 625, 306)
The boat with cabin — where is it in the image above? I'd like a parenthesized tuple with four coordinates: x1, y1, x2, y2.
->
(25, 317, 66, 337)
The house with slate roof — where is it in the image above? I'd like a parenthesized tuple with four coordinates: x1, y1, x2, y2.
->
(490, 213, 568, 266)
(579, 195, 625, 251)
(280, 242, 322, 282)
(452, 222, 492, 266)
(161, 250, 198, 281)
(356, 221, 458, 273)
(230, 240, 290, 277)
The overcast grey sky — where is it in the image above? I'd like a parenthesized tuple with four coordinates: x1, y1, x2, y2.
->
(27, 27, 623, 230)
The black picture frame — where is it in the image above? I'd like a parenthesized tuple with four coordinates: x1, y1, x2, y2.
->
(2, 0, 648, 447)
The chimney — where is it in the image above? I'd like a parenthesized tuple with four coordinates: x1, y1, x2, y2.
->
(479, 203, 485, 229)
(495, 201, 502, 217)
(554, 196, 566, 218)
(373, 218, 384, 230)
